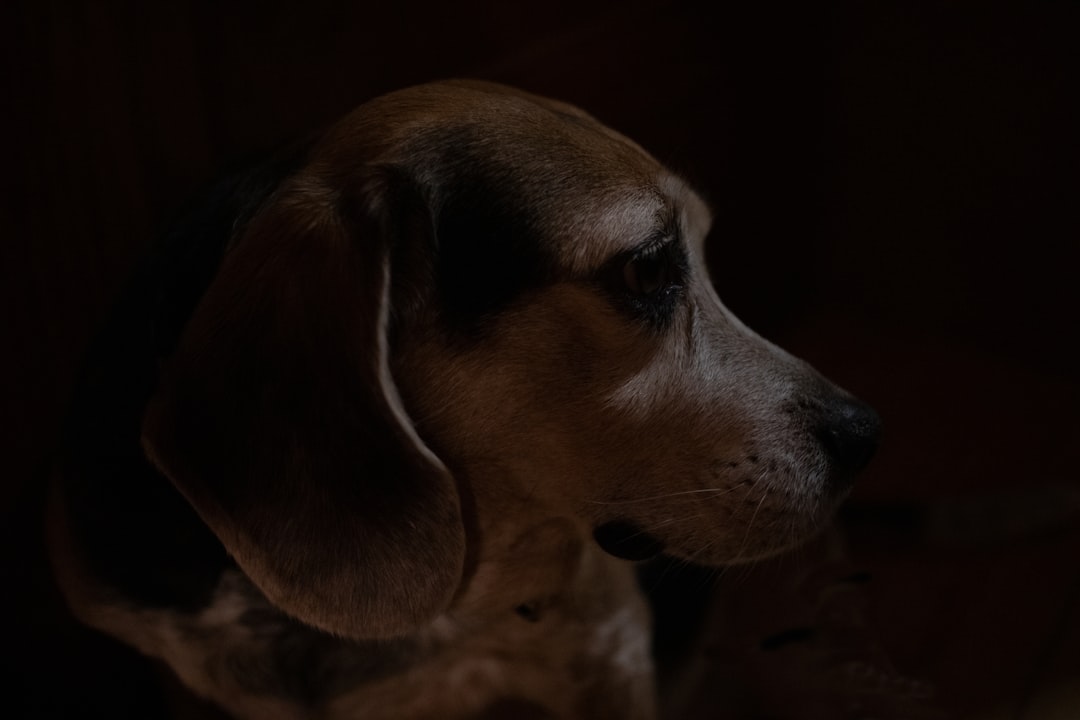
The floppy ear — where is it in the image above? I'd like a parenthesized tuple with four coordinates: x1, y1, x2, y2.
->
(141, 170, 465, 640)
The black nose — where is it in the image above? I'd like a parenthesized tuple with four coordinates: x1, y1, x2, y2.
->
(814, 397, 882, 480)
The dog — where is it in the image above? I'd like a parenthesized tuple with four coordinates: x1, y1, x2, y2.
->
(48, 80, 880, 719)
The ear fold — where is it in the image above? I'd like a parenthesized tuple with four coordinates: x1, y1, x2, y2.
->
(141, 171, 465, 640)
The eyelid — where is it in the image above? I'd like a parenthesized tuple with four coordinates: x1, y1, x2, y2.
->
(631, 235, 688, 283)
(587, 233, 686, 289)
(630, 234, 674, 260)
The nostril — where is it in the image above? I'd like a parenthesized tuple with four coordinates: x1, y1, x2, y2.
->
(815, 399, 882, 476)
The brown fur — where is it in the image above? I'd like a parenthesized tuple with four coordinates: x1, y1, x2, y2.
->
(50, 80, 879, 719)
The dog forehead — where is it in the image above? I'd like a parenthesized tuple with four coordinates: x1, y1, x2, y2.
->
(321, 81, 706, 273)
(433, 88, 690, 260)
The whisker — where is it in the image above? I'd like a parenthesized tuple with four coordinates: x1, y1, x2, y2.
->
(734, 492, 769, 562)
(622, 512, 709, 539)
(657, 480, 767, 583)
(585, 486, 743, 506)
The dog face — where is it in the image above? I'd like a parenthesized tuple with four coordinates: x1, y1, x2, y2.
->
(383, 84, 879, 567)
(141, 81, 879, 643)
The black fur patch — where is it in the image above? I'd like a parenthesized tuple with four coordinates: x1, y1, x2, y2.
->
(406, 124, 557, 333)
(434, 175, 549, 328)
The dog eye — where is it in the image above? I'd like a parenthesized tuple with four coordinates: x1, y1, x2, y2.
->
(598, 238, 686, 328)
(623, 252, 671, 296)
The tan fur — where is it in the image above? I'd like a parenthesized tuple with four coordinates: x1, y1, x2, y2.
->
(52, 81, 878, 719)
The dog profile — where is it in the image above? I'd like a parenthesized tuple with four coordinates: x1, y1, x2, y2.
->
(48, 80, 880, 719)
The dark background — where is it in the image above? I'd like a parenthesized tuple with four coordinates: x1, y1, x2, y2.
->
(3, 1, 1078, 717)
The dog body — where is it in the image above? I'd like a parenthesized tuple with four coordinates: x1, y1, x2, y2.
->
(49, 81, 879, 719)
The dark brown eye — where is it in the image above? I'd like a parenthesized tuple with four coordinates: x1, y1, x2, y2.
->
(600, 238, 687, 329)
(623, 252, 670, 295)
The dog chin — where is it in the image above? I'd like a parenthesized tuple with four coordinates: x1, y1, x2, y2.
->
(672, 503, 841, 567)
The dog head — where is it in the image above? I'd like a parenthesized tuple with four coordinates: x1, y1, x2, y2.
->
(142, 80, 879, 641)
